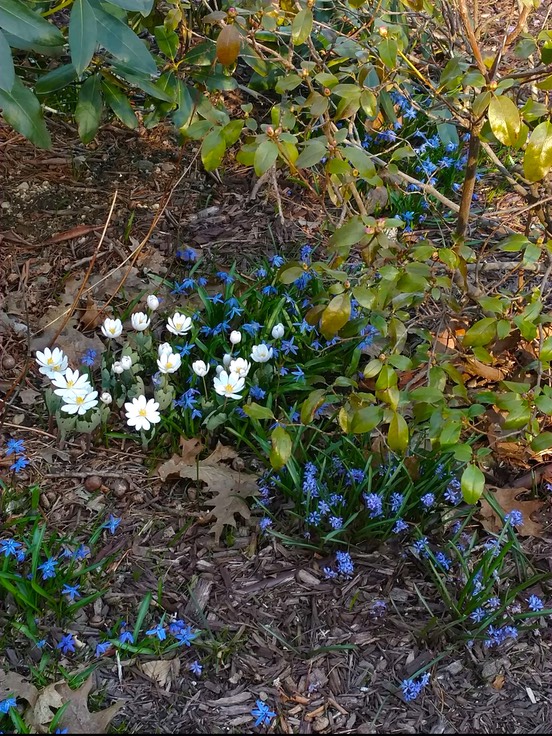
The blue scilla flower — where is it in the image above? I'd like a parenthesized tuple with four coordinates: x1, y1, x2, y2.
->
(435, 552, 451, 570)
(242, 321, 262, 336)
(38, 557, 58, 580)
(323, 566, 338, 579)
(209, 292, 224, 304)
(317, 500, 330, 515)
(103, 515, 121, 534)
(10, 456, 30, 472)
(56, 633, 75, 655)
(444, 479, 462, 505)
(281, 337, 298, 356)
(413, 537, 429, 556)
(176, 247, 197, 262)
(174, 624, 197, 647)
(403, 105, 417, 120)
(216, 271, 234, 285)
(401, 673, 430, 701)
(95, 641, 111, 657)
(255, 267, 267, 278)
(421, 493, 435, 509)
(269, 255, 285, 267)
(0, 538, 23, 557)
(390, 493, 404, 513)
(0, 696, 17, 713)
(259, 517, 273, 532)
(81, 349, 97, 367)
(504, 509, 523, 527)
(470, 607, 486, 623)
(189, 660, 203, 676)
(393, 519, 409, 534)
(262, 285, 278, 296)
(146, 623, 167, 641)
(62, 583, 81, 602)
(527, 594, 544, 612)
(251, 699, 276, 727)
(299, 244, 313, 264)
(363, 493, 383, 518)
(119, 628, 134, 645)
(291, 366, 305, 380)
(6, 438, 25, 455)
(307, 511, 321, 525)
(336, 550, 354, 577)
(249, 385, 266, 401)
(329, 516, 343, 530)
(347, 468, 365, 485)
(172, 280, 193, 295)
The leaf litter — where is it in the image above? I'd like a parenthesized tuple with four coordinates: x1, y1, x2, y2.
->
(478, 486, 547, 537)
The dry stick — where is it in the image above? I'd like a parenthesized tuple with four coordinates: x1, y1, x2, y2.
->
(480, 140, 531, 196)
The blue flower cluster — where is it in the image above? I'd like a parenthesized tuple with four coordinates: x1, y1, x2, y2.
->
(401, 673, 430, 701)
(5, 438, 30, 473)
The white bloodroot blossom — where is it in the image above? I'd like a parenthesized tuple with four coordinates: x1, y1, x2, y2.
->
(112, 361, 124, 375)
(158, 342, 173, 358)
(215, 365, 224, 375)
(192, 360, 209, 377)
(51, 368, 92, 398)
(131, 312, 150, 331)
(166, 312, 192, 336)
(230, 330, 242, 345)
(157, 352, 182, 374)
(146, 294, 160, 311)
(250, 344, 273, 363)
(100, 392, 113, 404)
(125, 395, 161, 432)
(101, 318, 123, 339)
(61, 389, 99, 415)
(223, 353, 232, 368)
(229, 357, 251, 377)
(35, 347, 68, 378)
(120, 355, 133, 371)
(213, 370, 245, 400)
(271, 323, 285, 339)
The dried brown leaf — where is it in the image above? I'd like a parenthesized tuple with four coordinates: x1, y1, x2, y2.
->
(157, 442, 258, 542)
(139, 659, 180, 690)
(0, 669, 38, 707)
(179, 436, 204, 464)
(478, 486, 546, 537)
(464, 357, 507, 382)
(42, 225, 102, 245)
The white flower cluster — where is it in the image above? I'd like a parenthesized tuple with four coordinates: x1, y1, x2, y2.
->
(36, 348, 99, 415)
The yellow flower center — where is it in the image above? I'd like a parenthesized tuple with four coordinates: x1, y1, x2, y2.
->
(76, 396, 85, 405)
(139, 408, 147, 417)
(166, 361, 173, 369)
(67, 379, 75, 387)
(224, 383, 234, 392)
(47, 357, 54, 365)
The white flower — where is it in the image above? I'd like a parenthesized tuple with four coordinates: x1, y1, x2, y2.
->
(229, 357, 251, 377)
(112, 361, 124, 375)
(213, 370, 245, 400)
(35, 347, 68, 378)
(100, 392, 112, 405)
(125, 395, 161, 432)
(215, 365, 224, 375)
(157, 352, 182, 374)
(51, 368, 92, 399)
(131, 312, 150, 331)
(101, 318, 123, 339)
(166, 312, 192, 336)
(230, 330, 242, 345)
(192, 360, 209, 377)
(271, 323, 285, 339)
(120, 355, 133, 371)
(61, 389, 99, 415)
(251, 344, 273, 363)
(158, 342, 173, 358)
(147, 294, 160, 311)
(223, 353, 232, 368)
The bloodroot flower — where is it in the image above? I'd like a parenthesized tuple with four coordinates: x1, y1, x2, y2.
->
(166, 312, 192, 336)
(100, 318, 123, 339)
(124, 395, 161, 431)
(213, 370, 245, 399)
(35, 347, 68, 378)
(131, 312, 151, 331)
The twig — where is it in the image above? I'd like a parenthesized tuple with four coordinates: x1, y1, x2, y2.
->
(270, 166, 285, 225)
(480, 140, 531, 195)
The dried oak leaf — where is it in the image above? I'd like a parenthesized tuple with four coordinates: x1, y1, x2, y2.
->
(139, 659, 180, 690)
(0, 669, 38, 707)
(25, 675, 121, 734)
(157, 441, 258, 542)
(478, 486, 546, 538)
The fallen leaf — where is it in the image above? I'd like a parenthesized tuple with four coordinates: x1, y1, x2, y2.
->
(140, 659, 180, 690)
(478, 486, 546, 537)
(26, 675, 121, 734)
(80, 298, 105, 331)
(42, 225, 103, 245)
(492, 674, 505, 690)
(157, 442, 258, 542)
(0, 669, 38, 707)
(464, 356, 507, 382)
(179, 436, 204, 464)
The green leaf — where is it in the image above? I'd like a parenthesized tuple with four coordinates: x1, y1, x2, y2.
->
(488, 95, 521, 146)
(90, 0, 157, 76)
(530, 432, 552, 453)
(0, 75, 51, 148)
(75, 73, 102, 143)
(328, 216, 365, 251)
(350, 405, 382, 434)
(154, 25, 178, 60)
(102, 79, 138, 128)
(0, 29, 14, 91)
(295, 138, 327, 168)
(254, 139, 278, 176)
(221, 119, 244, 145)
(291, 8, 313, 46)
(387, 412, 408, 452)
(462, 317, 497, 347)
(269, 426, 292, 470)
(35, 64, 77, 95)
(379, 37, 397, 68)
(243, 403, 274, 420)
(275, 73, 302, 93)
(343, 145, 376, 178)
(113, 65, 174, 101)
(320, 292, 351, 339)
(461, 464, 485, 504)
(523, 121, 552, 182)
(182, 40, 216, 66)
(278, 263, 305, 284)
(360, 89, 377, 117)
(201, 128, 226, 171)
(300, 389, 326, 424)
(69, 0, 97, 78)
(107, 0, 153, 14)
(0, 0, 64, 46)
(540, 335, 552, 362)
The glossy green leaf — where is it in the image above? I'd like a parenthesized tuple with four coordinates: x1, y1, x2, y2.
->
(102, 79, 138, 128)
(379, 37, 397, 68)
(0, 29, 14, 91)
(201, 128, 226, 171)
(350, 405, 383, 434)
(387, 412, 408, 453)
(269, 426, 292, 470)
(320, 292, 351, 339)
(69, 0, 97, 78)
(254, 139, 278, 176)
(154, 24, 178, 60)
(488, 95, 521, 145)
(35, 64, 77, 95)
(328, 216, 365, 251)
(0, 75, 51, 148)
(0, 0, 64, 46)
(462, 317, 497, 347)
(75, 73, 103, 144)
(523, 121, 552, 182)
(243, 403, 275, 420)
(113, 65, 174, 101)
(221, 119, 244, 146)
(461, 464, 485, 504)
(300, 389, 326, 425)
(278, 263, 305, 284)
(530, 432, 552, 453)
(108, 0, 153, 14)
(291, 8, 313, 46)
(295, 138, 327, 168)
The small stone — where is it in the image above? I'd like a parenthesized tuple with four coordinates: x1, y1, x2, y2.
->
(84, 475, 103, 492)
(135, 159, 154, 171)
(313, 716, 330, 732)
(231, 456, 245, 471)
(446, 660, 463, 675)
(297, 569, 320, 587)
(110, 478, 129, 497)
(16, 181, 29, 191)
(1, 201, 11, 209)
(481, 661, 500, 680)
(132, 492, 145, 503)
(2, 355, 16, 370)
(160, 162, 176, 173)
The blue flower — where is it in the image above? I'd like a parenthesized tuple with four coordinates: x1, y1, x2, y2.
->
(73, 544, 90, 560)
(279, 366, 289, 376)
(176, 341, 194, 357)
(336, 550, 354, 577)
(393, 519, 409, 534)
(412, 537, 429, 557)
(262, 285, 278, 296)
(172, 280, 193, 295)
(484, 624, 518, 648)
(281, 337, 298, 356)
(0, 697, 17, 713)
(255, 267, 267, 278)
(189, 660, 203, 676)
(421, 493, 435, 509)
(483, 538, 501, 557)
(119, 629, 134, 645)
(249, 385, 266, 401)
(6, 438, 25, 456)
(38, 557, 58, 580)
(81, 349, 97, 367)
(269, 255, 285, 267)
(390, 492, 404, 512)
(363, 493, 383, 518)
(470, 607, 486, 623)
(176, 247, 197, 262)
(527, 595, 544, 612)
(197, 276, 207, 287)
(95, 641, 111, 657)
(36, 639, 46, 649)
(61, 583, 81, 601)
(216, 271, 235, 285)
(259, 517, 273, 532)
(291, 366, 305, 380)
(504, 509, 523, 527)
(146, 623, 167, 641)
(0, 538, 23, 557)
(56, 633, 75, 655)
(10, 456, 30, 472)
(55, 729, 69, 734)
(242, 321, 262, 336)
(103, 515, 121, 534)
(251, 699, 276, 727)
(299, 244, 313, 264)
(323, 566, 338, 579)
(234, 407, 247, 419)
(209, 292, 224, 304)
(401, 673, 430, 701)
(435, 552, 451, 570)
(212, 320, 230, 335)
(307, 511, 321, 525)
(329, 516, 343, 530)
(444, 479, 462, 505)
(174, 625, 197, 647)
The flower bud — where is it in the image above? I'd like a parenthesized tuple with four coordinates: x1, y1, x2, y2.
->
(147, 294, 160, 311)
(112, 361, 124, 375)
(223, 353, 232, 367)
(158, 342, 173, 357)
(271, 323, 285, 339)
(230, 330, 242, 345)
(120, 355, 133, 371)
(216, 365, 224, 375)
(100, 392, 112, 405)
(192, 360, 209, 377)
